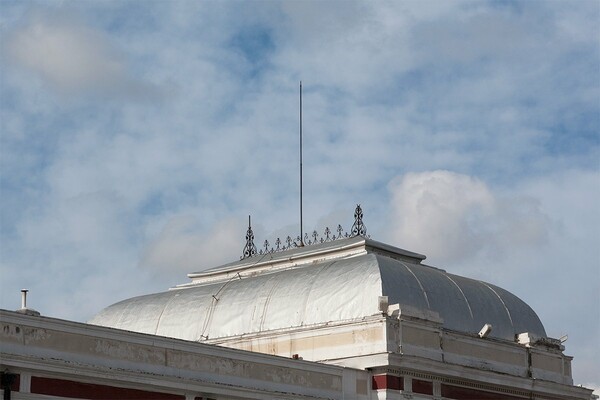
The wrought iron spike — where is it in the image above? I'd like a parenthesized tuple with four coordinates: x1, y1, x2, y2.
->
(351, 204, 368, 237)
(336, 224, 344, 239)
(311, 230, 318, 243)
(241, 205, 368, 259)
(241, 215, 257, 259)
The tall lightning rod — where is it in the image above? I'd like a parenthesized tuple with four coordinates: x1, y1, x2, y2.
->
(299, 81, 304, 246)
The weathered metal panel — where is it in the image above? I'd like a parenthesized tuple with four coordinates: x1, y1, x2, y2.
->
(403, 262, 474, 330)
(155, 288, 213, 340)
(302, 255, 381, 325)
(378, 256, 430, 310)
(449, 274, 522, 340)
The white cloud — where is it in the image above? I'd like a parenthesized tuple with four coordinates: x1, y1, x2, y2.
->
(4, 9, 159, 99)
(140, 216, 244, 275)
(387, 170, 551, 266)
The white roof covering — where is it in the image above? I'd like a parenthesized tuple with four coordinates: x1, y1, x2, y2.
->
(90, 237, 546, 342)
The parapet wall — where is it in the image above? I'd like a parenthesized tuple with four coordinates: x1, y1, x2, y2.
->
(0, 310, 370, 400)
(390, 306, 574, 385)
(210, 306, 574, 387)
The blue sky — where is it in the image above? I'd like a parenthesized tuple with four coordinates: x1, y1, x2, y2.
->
(1, 0, 599, 391)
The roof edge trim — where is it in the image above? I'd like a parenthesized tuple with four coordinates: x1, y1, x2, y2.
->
(183, 236, 369, 286)
(182, 237, 426, 287)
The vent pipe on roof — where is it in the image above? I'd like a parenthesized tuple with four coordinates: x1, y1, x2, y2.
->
(17, 289, 40, 316)
(21, 289, 28, 309)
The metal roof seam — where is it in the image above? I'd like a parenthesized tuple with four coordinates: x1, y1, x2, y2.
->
(112, 298, 130, 329)
(444, 274, 475, 320)
(258, 273, 282, 331)
(399, 261, 431, 310)
(479, 280, 515, 330)
(299, 260, 338, 326)
(153, 292, 180, 336)
(199, 294, 218, 341)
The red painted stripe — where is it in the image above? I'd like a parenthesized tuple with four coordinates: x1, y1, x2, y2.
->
(372, 374, 403, 390)
(441, 384, 526, 400)
(31, 376, 185, 400)
(413, 378, 433, 395)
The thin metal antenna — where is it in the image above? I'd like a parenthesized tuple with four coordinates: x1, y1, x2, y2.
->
(299, 81, 304, 246)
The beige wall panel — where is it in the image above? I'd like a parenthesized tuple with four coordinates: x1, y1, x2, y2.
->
(402, 325, 440, 349)
(531, 352, 563, 373)
(443, 337, 527, 366)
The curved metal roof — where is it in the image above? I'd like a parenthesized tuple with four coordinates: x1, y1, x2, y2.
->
(89, 238, 546, 342)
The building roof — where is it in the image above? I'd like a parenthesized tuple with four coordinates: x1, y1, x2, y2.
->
(89, 236, 546, 342)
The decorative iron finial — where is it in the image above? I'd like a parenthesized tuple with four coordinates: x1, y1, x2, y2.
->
(241, 205, 369, 258)
(350, 204, 367, 237)
(241, 215, 257, 259)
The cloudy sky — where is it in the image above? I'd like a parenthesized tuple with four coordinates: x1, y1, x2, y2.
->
(1, 0, 598, 391)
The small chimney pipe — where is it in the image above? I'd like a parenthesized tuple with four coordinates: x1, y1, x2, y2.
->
(21, 289, 28, 309)
(16, 289, 40, 316)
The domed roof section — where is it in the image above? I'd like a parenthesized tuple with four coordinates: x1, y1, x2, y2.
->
(90, 237, 546, 342)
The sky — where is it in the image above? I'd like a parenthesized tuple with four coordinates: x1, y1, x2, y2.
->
(1, 0, 598, 392)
